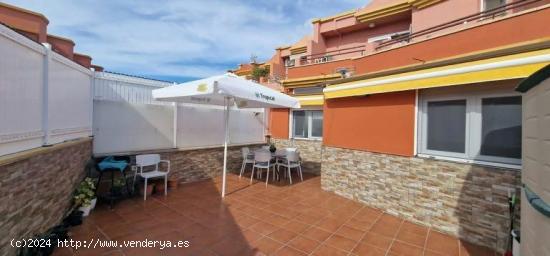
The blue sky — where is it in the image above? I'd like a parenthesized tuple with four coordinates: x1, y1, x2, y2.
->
(6, 0, 365, 83)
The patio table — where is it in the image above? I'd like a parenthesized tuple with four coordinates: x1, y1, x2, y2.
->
(252, 149, 287, 159)
(252, 149, 289, 181)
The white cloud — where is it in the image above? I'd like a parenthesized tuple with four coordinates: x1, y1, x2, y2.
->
(5, 0, 363, 80)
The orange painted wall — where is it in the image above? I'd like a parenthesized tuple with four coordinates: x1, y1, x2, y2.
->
(323, 90, 416, 157)
(269, 109, 289, 139)
(287, 7, 550, 80)
(0, 3, 48, 42)
(47, 35, 74, 59)
(354, 7, 550, 75)
(73, 53, 92, 69)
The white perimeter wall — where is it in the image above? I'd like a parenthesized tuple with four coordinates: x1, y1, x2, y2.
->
(0, 22, 265, 157)
(93, 72, 266, 155)
(0, 24, 92, 156)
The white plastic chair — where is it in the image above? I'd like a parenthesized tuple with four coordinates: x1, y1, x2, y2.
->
(276, 151, 303, 184)
(133, 154, 170, 200)
(261, 145, 271, 150)
(274, 148, 298, 166)
(250, 150, 275, 186)
(239, 147, 254, 178)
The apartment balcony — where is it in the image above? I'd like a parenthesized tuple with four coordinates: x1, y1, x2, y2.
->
(296, 45, 366, 67)
(285, 0, 550, 80)
(375, 0, 550, 51)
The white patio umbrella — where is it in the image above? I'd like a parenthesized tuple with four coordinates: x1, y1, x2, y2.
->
(152, 73, 300, 197)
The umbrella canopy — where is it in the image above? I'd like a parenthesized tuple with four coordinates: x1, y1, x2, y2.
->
(152, 73, 300, 198)
(152, 73, 300, 109)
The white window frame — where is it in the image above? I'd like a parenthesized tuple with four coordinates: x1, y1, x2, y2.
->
(481, 0, 506, 11)
(290, 108, 323, 140)
(418, 88, 522, 168)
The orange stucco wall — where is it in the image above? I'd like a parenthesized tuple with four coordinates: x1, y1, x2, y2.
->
(47, 35, 74, 59)
(269, 109, 289, 139)
(323, 90, 416, 157)
(0, 3, 48, 42)
(355, 6, 550, 74)
(411, 0, 480, 33)
(287, 7, 550, 80)
(73, 53, 92, 69)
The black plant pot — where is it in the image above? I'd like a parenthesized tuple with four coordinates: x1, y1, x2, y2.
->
(110, 186, 123, 196)
(64, 210, 83, 226)
(269, 147, 276, 153)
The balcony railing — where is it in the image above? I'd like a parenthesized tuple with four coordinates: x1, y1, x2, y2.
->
(297, 45, 366, 66)
(376, 0, 545, 50)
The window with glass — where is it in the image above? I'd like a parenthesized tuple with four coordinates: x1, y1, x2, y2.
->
(483, 0, 505, 11)
(292, 110, 323, 139)
(419, 91, 522, 166)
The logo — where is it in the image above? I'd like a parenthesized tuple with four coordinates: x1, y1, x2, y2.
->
(197, 83, 208, 92)
(254, 92, 275, 101)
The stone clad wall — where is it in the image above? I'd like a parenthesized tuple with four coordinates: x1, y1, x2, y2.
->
(271, 138, 323, 175)
(0, 139, 92, 256)
(159, 144, 264, 183)
(321, 146, 521, 253)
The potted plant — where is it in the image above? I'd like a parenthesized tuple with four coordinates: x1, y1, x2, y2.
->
(269, 143, 277, 153)
(154, 180, 165, 194)
(139, 182, 155, 197)
(73, 178, 96, 217)
(168, 176, 179, 190)
(110, 177, 125, 196)
(64, 210, 83, 226)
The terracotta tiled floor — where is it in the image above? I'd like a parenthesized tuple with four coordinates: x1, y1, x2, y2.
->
(53, 172, 498, 256)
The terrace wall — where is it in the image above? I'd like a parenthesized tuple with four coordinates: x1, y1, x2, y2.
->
(0, 138, 92, 256)
(271, 138, 322, 175)
(93, 72, 266, 156)
(157, 144, 263, 183)
(321, 146, 521, 253)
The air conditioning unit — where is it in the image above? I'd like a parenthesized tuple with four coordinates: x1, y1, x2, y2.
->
(336, 67, 353, 78)
(312, 55, 332, 64)
(285, 59, 295, 67)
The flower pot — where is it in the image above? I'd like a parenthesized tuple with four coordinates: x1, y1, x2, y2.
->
(110, 186, 124, 197)
(79, 204, 93, 217)
(90, 198, 97, 210)
(65, 210, 83, 226)
(168, 177, 179, 190)
(139, 183, 154, 197)
(155, 181, 165, 194)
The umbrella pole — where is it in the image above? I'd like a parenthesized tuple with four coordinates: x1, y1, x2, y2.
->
(221, 97, 230, 198)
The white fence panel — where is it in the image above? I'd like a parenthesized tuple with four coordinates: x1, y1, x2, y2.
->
(48, 53, 93, 144)
(0, 26, 45, 156)
(176, 105, 265, 149)
(176, 105, 224, 148)
(93, 101, 174, 154)
(229, 108, 265, 145)
(92, 72, 175, 154)
(94, 72, 172, 104)
(93, 72, 266, 155)
(0, 23, 93, 156)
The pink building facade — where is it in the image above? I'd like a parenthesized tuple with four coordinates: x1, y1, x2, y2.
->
(267, 0, 550, 81)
